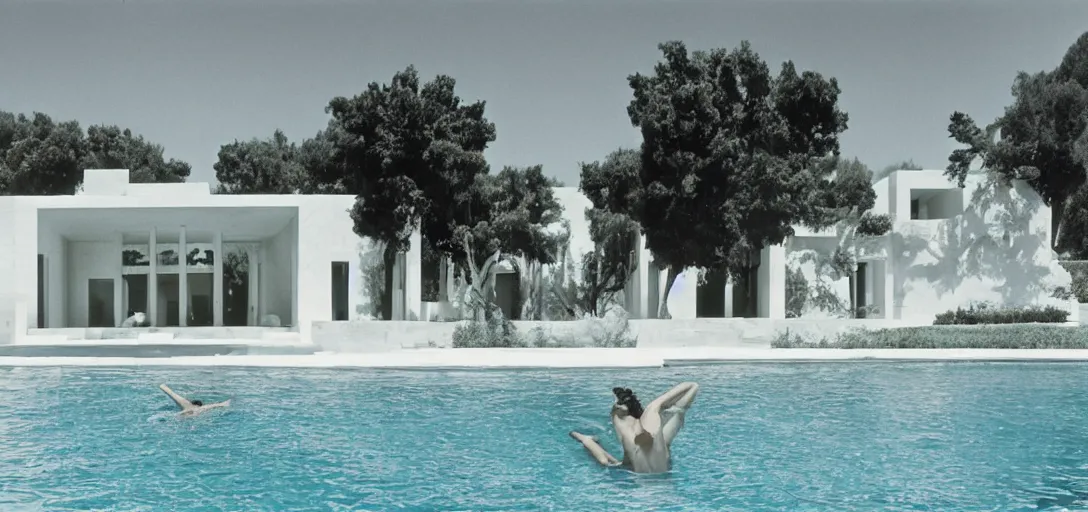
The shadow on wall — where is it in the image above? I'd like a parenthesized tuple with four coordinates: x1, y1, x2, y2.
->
(893, 176, 1070, 320)
(357, 240, 387, 320)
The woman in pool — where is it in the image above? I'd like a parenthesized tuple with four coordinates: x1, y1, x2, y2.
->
(569, 381, 699, 474)
(159, 384, 231, 417)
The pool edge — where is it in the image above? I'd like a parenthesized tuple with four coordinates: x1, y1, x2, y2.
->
(6, 348, 1088, 368)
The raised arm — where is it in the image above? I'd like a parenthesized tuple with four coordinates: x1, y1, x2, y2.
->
(647, 382, 699, 414)
(159, 384, 193, 410)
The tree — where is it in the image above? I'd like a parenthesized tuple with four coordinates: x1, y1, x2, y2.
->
(948, 32, 1088, 249)
(0, 111, 192, 195)
(576, 148, 642, 316)
(0, 111, 87, 195)
(83, 125, 191, 183)
(323, 66, 496, 319)
(626, 41, 849, 318)
(802, 156, 892, 317)
(213, 130, 306, 194)
(451, 166, 566, 320)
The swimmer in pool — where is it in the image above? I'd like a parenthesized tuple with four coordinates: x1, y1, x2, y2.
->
(159, 384, 231, 417)
(569, 381, 699, 474)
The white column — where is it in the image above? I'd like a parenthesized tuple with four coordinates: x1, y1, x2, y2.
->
(723, 278, 734, 318)
(148, 228, 158, 326)
(624, 229, 642, 319)
(213, 230, 223, 326)
(114, 233, 123, 327)
(179, 226, 188, 327)
(758, 244, 786, 319)
(246, 245, 259, 326)
(404, 227, 422, 321)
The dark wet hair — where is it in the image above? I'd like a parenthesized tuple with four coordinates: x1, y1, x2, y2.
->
(191, 400, 204, 407)
(612, 387, 644, 419)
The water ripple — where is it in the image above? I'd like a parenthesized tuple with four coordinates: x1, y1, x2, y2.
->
(1, 364, 1088, 510)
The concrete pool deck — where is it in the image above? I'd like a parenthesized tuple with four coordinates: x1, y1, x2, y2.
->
(5, 347, 1088, 368)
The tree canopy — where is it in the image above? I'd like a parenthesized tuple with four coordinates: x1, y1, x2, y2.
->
(323, 66, 497, 256)
(0, 110, 191, 195)
(83, 125, 191, 184)
(577, 148, 642, 315)
(213, 130, 307, 194)
(624, 40, 849, 316)
(947, 31, 1088, 248)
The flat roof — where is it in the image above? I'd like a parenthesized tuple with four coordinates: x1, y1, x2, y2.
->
(39, 206, 298, 242)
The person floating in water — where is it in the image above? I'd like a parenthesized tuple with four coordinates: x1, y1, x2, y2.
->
(159, 384, 231, 417)
(570, 381, 699, 474)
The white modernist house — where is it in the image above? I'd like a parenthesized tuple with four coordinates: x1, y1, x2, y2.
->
(0, 169, 389, 343)
(0, 167, 1074, 344)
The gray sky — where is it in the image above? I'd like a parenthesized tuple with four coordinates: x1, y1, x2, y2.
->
(1, 0, 1085, 186)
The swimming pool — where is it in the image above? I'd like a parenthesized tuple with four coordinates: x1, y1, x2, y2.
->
(1, 363, 1086, 511)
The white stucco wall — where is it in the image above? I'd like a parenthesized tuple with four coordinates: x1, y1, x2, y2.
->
(889, 171, 1072, 322)
(65, 241, 116, 328)
(36, 216, 66, 328)
(261, 217, 296, 327)
(0, 198, 15, 343)
(1, 168, 1074, 341)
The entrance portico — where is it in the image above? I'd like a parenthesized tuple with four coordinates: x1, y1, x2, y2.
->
(37, 206, 298, 329)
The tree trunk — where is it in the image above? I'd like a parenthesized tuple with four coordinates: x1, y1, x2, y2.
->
(847, 270, 857, 319)
(657, 265, 681, 319)
(381, 244, 397, 321)
(1053, 197, 1066, 250)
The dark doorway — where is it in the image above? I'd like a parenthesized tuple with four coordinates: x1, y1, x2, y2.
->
(123, 274, 148, 319)
(37, 255, 46, 328)
(731, 266, 759, 318)
(331, 261, 350, 321)
(88, 278, 115, 328)
(187, 273, 214, 327)
(223, 251, 250, 327)
(855, 262, 869, 318)
(696, 268, 728, 318)
(157, 274, 180, 327)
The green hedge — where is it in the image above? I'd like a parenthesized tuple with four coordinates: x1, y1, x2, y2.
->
(772, 324, 1088, 349)
(933, 304, 1069, 325)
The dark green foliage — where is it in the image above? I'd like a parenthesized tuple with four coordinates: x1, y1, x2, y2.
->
(933, 303, 1069, 325)
(213, 130, 307, 194)
(577, 149, 641, 316)
(324, 66, 496, 256)
(856, 212, 893, 237)
(622, 41, 849, 316)
(83, 125, 191, 184)
(0, 111, 190, 195)
(784, 266, 808, 318)
(772, 324, 1088, 349)
(1059, 260, 1088, 302)
(948, 32, 1088, 251)
(451, 305, 523, 348)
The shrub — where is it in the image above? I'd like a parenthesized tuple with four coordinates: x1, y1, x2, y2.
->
(452, 307, 638, 348)
(1059, 260, 1088, 303)
(772, 324, 1088, 349)
(933, 302, 1069, 325)
(784, 266, 807, 318)
(451, 305, 525, 348)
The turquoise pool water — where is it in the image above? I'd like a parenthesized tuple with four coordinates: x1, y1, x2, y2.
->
(1, 363, 1087, 511)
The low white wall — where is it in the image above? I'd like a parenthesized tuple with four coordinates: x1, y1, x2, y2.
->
(309, 318, 921, 353)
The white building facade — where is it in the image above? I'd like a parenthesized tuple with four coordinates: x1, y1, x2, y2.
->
(0, 168, 1075, 344)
